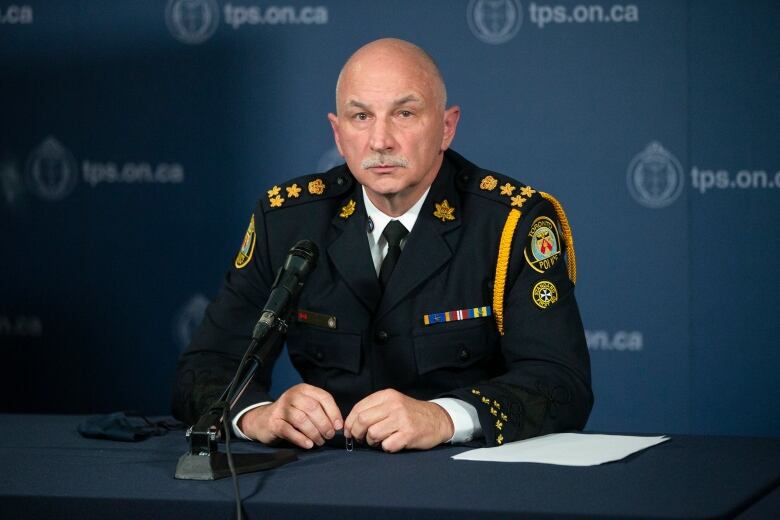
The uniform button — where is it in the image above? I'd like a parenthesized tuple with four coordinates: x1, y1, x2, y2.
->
(315, 350, 324, 361)
(458, 347, 470, 361)
(336, 176, 345, 185)
(375, 330, 389, 345)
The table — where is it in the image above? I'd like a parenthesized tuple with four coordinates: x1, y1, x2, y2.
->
(1, 415, 778, 519)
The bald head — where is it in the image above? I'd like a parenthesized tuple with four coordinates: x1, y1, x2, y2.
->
(327, 38, 461, 216)
(335, 38, 447, 112)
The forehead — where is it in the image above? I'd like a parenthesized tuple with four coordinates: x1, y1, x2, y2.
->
(339, 53, 438, 105)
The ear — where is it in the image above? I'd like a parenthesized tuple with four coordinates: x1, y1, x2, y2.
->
(440, 106, 461, 151)
(328, 113, 344, 156)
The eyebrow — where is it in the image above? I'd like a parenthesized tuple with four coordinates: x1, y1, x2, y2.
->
(344, 95, 424, 111)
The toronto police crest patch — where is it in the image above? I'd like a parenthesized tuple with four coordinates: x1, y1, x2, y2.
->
(524, 216, 561, 273)
(234, 214, 256, 269)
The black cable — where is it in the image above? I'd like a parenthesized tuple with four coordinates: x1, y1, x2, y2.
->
(222, 339, 257, 520)
(222, 403, 243, 520)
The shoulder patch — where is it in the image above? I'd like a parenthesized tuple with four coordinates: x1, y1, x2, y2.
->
(261, 168, 353, 212)
(460, 169, 541, 210)
(234, 214, 256, 269)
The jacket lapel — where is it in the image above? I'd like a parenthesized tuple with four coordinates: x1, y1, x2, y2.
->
(326, 193, 382, 313)
(376, 158, 462, 320)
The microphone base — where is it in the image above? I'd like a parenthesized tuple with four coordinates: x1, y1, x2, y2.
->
(174, 449, 297, 480)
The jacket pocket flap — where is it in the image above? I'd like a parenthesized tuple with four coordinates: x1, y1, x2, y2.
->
(287, 326, 361, 374)
(413, 321, 493, 375)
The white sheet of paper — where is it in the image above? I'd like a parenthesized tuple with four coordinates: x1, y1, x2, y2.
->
(452, 433, 670, 466)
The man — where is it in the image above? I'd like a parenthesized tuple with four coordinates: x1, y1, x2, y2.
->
(172, 38, 592, 452)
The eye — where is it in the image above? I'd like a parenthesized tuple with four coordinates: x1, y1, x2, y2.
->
(398, 110, 413, 118)
(353, 112, 369, 121)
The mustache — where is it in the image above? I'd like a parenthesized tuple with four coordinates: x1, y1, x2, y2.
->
(361, 154, 409, 169)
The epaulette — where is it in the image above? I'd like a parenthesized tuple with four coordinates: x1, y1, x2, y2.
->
(261, 167, 354, 212)
(459, 169, 542, 211)
(460, 170, 577, 335)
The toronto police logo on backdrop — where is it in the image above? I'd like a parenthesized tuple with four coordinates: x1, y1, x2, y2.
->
(627, 142, 684, 208)
(467, 0, 523, 45)
(165, 0, 220, 44)
(173, 294, 210, 352)
(0, 160, 23, 208)
(317, 146, 344, 172)
(25, 137, 78, 201)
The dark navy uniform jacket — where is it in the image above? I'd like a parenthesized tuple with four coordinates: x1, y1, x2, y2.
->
(172, 150, 593, 447)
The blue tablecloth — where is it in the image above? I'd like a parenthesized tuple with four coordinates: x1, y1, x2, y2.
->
(1, 414, 778, 519)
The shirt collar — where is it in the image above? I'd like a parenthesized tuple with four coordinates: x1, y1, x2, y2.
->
(362, 185, 431, 243)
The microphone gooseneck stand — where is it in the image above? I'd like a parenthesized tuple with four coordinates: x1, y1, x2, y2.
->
(174, 312, 296, 480)
(175, 239, 319, 481)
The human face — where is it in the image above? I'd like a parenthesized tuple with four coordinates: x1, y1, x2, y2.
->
(328, 52, 459, 215)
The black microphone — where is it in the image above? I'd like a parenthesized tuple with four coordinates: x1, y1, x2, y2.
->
(252, 240, 318, 340)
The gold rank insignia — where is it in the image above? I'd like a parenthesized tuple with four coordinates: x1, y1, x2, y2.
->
(286, 183, 302, 198)
(497, 434, 504, 445)
(267, 185, 281, 198)
(496, 419, 503, 430)
(339, 199, 356, 219)
(234, 215, 256, 269)
(532, 280, 559, 309)
(433, 199, 455, 222)
(308, 178, 326, 195)
(510, 195, 527, 208)
(480, 175, 498, 191)
(471, 389, 481, 396)
(269, 195, 284, 208)
(499, 182, 516, 196)
(520, 185, 536, 198)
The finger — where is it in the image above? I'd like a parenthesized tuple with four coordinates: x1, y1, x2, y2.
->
(365, 417, 397, 447)
(344, 391, 388, 437)
(302, 387, 343, 431)
(291, 395, 337, 440)
(350, 404, 391, 442)
(276, 420, 315, 449)
(285, 405, 326, 446)
(380, 431, 408, 453)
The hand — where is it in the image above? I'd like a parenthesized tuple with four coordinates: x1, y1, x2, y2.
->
(344, 389, 454, 453)
(238, 383, 343, 449)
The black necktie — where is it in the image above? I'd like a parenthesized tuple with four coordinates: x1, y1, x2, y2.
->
(378, 220, 408, 290)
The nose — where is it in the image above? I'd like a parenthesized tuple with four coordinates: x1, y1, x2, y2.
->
(369, 117, 396, 154)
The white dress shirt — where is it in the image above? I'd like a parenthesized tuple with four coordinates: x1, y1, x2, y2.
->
(233, 186, 482, 443)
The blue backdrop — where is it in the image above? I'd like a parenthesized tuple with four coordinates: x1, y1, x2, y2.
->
(1, 0, 778, 437)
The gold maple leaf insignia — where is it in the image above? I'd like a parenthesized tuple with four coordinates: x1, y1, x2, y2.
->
(267, 185, 281, 198)
(433, 199, 456, 222)
(286, 183, 302, 198)
(499, 183, 516, 196)
(269, 196, 284, 208)
(339, 199, 356, 219)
